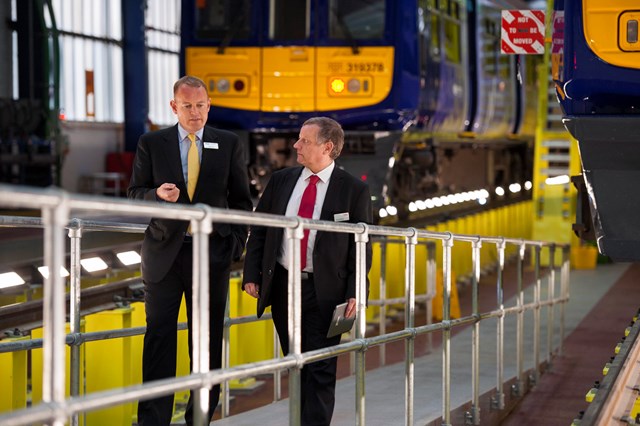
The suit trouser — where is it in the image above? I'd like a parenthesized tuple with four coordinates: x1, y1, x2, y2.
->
(138, 239, 230, 426)
(271, 263, 342, 426)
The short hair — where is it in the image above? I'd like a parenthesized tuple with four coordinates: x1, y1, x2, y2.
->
(173, 75, 207, 95)
(302, 117, 344, 160)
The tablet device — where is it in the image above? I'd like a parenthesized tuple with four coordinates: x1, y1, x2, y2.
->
(326, 302, 356, 338)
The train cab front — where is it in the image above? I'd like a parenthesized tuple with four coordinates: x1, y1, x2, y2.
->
(555, 0, 640, 260)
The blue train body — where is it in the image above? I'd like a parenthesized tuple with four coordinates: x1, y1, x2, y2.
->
(555, 0, 640, 260)
(181, 0, 537, 220)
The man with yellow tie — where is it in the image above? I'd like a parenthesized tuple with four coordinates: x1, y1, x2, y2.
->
(128, 76, 253, 425)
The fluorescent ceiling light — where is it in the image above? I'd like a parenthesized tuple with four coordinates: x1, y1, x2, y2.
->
(117, 250, 141, 266)
(80, 257, 108, 273)
(38, 266, 70, 279)
(0, 272, 25, 289)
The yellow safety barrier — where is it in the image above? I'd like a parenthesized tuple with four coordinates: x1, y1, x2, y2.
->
(381, 237, 408, 301)
(432, 269, 460, 321)
(0, 336, 28, 413)
(366, 237, 428, 322)
(367, 242, 383, 322)
(228, 277, 274, 390)
(31, 323, 85, 406)
(129, 301, 145, 417)
(631, 396, 640, 422)
(570, 245, 598, 270)
(84, 307, 134, 425)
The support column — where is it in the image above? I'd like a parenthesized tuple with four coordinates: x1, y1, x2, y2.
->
(0, 1, 12, 98)
(122, 0, 148, 152)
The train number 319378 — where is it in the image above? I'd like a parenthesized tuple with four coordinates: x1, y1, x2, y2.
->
(346, 62, 385, 73)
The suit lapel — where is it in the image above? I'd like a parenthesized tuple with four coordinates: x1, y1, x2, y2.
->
(316, 167, 344, 245)
(162, 125, 185, 193)
(276, 167, 302, 214)
(320, 167, 343, 221)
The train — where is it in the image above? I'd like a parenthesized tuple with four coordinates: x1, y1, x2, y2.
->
(179, 0, 541, 221)
(552, 0, 640, 260)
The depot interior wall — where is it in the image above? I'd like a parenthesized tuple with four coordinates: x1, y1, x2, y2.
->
(60, 121, 124, 193)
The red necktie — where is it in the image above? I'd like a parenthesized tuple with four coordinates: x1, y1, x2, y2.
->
(297, 175, 320, 270)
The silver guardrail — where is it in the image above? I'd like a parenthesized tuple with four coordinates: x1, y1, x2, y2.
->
(0, 184, 569, 426)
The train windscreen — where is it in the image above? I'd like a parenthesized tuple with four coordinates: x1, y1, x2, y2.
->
(329, 0, 385, 40)
(195, 0, 251, 40)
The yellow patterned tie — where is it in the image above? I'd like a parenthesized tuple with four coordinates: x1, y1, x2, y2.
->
(187, 133, 200, 201)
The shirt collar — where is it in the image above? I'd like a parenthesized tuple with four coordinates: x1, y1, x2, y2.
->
(301, 161, 334, 184)
(177, 124, 204, 142)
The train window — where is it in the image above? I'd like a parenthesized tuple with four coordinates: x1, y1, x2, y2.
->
(329, 0, 385, 40)
(419, 0, 440, 60)
(451, 2, 459, 20)
(270, 0, 308, 40)
(443, 18, 461, 63)
(195, 0, 251, 40)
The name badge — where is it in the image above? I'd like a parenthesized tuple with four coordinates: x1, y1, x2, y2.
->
(204, 142, 219, 149)
(334, 212, 350, 222)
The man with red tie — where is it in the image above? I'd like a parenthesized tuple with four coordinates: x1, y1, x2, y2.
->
(242, 117, 372, 425)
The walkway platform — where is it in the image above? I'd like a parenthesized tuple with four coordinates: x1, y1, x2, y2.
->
(209, 262, 635, 426)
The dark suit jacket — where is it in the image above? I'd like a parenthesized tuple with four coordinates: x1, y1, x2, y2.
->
(242, 166, 373, 321)
(128, 124, 253, 283)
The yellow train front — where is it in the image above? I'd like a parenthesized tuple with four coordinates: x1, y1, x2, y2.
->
(181, 0, 538, 220)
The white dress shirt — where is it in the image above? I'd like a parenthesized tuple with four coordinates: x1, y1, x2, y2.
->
(278, 162, 335, 272)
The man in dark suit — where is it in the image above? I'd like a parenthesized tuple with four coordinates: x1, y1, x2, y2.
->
(242, 117, 372, 426)
(128, 76, 253, 425)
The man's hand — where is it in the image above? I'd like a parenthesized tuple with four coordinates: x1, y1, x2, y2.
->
(244, 283, 260, 298)
(345, 298, 357, 318)
(156, 183, 180, 202)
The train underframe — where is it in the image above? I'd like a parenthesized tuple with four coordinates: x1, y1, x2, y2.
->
(246, 130, 533, 222)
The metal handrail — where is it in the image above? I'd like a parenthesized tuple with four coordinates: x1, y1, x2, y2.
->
(0, 184, 569, 426)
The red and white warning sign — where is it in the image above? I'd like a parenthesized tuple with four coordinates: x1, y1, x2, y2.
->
(501, 10, 545, 54)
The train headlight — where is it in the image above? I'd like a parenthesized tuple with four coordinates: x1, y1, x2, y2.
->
(217, 79, 230, 93)
(330, 78, 345, 94)
(347, 78, 360, 93)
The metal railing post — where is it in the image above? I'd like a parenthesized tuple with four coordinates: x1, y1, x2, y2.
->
(68, 220, 83, 426)
(191, 215, 212, 426)
(426, 241, 436, 354)
(515, 242, 526, 397)
(442, 235, 454, 426)
(493, 240, 506, 411)
(379, 238, 387, 366)
(547, 244, 556, 364)
(286, 225, 304, 426)
(533, 245, 542, 384)
(559, 245, 570, 356)
(221, 294, 231, 418)
(468, 238, 482, 425)
(41, 194, 70, 426)
(404, 229, 418, 426)
(355, 224, 369, 426)
(273, 326, 282, 402)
